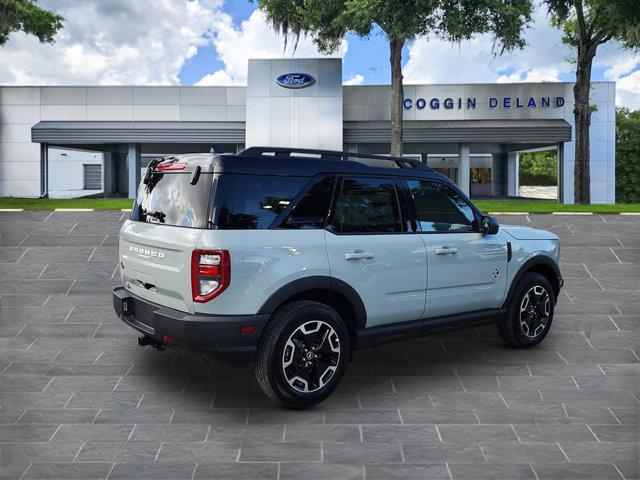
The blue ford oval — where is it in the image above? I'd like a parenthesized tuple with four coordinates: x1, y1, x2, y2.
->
(276, 72, 315, 89)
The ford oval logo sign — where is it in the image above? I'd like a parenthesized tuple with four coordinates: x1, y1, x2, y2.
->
(276, 72, 315, 89)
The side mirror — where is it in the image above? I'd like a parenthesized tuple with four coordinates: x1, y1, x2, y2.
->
(481, 215, 499, 235)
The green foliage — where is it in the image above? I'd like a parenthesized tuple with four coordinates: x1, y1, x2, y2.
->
(258, 0, 532, 51)
(616, 108, 640, 203)
(0, 0, 64, 45)
(546, 0, 640, 50)
(519, 150, 558, 186)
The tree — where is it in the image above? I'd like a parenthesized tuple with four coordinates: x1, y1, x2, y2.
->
(615, 107, 640, 203)
(258, 0, 532, 157)
(544, 0, 640, 204)
(0, 0, 64, 46)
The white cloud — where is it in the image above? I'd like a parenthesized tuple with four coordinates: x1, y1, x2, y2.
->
(0, 0, 225, 85)
(195, 70, 237, 86)
(497, 67, 561, 83)
(343, 73, 364, 85)
(616, 70, 640, 110)
(403, 10, 571, 85)
(197, 9, 348, 85)
(402, 8, 639, 108)
(604, 53, 639, 80)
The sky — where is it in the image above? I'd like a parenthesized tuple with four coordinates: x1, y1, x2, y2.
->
(0, 0, 638, 108)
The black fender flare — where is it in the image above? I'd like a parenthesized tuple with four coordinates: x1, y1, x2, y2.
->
(257, 275, 367, 329)
(504, 255, 562, 307)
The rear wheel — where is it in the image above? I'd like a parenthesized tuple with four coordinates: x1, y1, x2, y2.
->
(255, 300, 350, 408)
(498, 272, 554, 347)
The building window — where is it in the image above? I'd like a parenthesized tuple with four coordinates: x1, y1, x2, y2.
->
(83, 164, 102, 190)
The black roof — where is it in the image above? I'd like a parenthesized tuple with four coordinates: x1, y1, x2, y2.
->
(149, 146, 443, 181)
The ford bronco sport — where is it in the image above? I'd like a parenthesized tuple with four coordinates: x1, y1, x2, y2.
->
(113, 147, 562, 408)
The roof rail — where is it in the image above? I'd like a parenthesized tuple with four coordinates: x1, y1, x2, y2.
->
(239, 146, 429, 170)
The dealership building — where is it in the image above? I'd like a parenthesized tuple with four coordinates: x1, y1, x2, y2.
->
(0, 58, 616, 203)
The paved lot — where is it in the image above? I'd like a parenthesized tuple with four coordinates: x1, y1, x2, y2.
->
(0, 211, 638, 480)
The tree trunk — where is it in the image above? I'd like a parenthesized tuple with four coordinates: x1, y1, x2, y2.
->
(390, 37, 404, 158)
(573, 46, 595, 204)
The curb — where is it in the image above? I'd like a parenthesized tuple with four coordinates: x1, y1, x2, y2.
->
(54, 208, 95, 212)
(620, 212, 640, 216)
(0, 208, 24, 212)
(552, 212, 593, 215)
(488, 212, 529, 215)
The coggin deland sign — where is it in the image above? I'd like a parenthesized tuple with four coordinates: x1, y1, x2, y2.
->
(403, 95, 565, 110)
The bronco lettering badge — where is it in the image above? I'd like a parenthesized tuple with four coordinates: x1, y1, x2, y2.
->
(129, 245, 165, 260)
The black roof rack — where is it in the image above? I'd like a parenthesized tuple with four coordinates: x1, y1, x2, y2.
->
(239, 146, 430, 171)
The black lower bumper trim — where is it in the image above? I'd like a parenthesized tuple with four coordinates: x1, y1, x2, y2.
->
(113, 287, 269, 364)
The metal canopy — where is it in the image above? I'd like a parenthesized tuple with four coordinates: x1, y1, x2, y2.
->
(32, 121, 246, 144)
(344, 119, 572, 144)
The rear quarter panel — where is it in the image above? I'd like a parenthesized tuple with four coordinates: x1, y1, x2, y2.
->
(194, 230, 329, 315)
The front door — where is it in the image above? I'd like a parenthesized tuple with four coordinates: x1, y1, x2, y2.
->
(325, 177, 427, 328)
(404, 179, 508, 317)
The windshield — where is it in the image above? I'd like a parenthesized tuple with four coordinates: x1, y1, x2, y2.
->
(131, 172, 212, 228)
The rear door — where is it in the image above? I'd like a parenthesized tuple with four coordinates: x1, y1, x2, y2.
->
(119, 170, 213, 314)
(404, 178, 508, 317)
(324, 176, 427, 328)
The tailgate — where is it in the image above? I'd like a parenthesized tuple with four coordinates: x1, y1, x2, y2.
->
(119, 220, 202, 314)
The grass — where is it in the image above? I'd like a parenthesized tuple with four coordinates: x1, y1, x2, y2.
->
(474, 200, 640, 214)
(0, 198, 133, 210)
(1, 197, 639, 214)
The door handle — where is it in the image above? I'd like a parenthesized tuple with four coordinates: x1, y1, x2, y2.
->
(344, 252, 374, 260)
(435, 247, 458, 255)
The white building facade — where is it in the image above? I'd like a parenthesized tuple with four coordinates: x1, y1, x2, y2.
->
(0, 58, 616, 203)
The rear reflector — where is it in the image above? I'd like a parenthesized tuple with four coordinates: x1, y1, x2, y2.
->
(192, 249, 230, 303)
(157, 162, 187, 171)
(240, 325, 256, 334)
(161, 335, 173, 344)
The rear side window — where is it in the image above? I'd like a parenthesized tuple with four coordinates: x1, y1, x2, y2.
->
(280, 176, 335, 229)
(132, 172, 212, 228)
(331, 177, 403, 234)
(406, 179, 477, 233)
(215, 174, 309, 230)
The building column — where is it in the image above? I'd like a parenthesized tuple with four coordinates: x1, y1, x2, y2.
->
(457, 143, 470, 195)
(40, 143, 49, 198)
(127, 143, 141, 200)
(491, 151, 507, 197)
(507, 151, 519, 197)
(557, 142, 565, 203)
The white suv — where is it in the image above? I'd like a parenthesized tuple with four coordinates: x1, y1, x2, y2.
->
(113, 147, 562, 408)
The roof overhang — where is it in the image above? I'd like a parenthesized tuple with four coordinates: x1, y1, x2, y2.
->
(31, 121, 246, 144)
(344, 119, 572, 144)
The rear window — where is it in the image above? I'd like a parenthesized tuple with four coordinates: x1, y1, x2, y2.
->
(213, 174, 310, 230)
(132, 172, 212, 228)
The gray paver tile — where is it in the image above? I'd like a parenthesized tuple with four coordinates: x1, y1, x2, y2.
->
(195, 463, 278, 479)
(365, 463, 449, 479)
(22, 462, 113, 479)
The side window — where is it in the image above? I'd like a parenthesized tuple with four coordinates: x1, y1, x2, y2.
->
(280, 177, 336, 229)
(331, 177, 403, 234)
(217, 174, 309, 229)
(406, 179, 477, 233)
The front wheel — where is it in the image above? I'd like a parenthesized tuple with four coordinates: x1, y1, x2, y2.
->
(498, 272, 555, 348)
(255, 300, 350, 408)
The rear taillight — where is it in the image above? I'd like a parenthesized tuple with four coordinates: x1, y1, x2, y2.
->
(191, 249, 230, 303)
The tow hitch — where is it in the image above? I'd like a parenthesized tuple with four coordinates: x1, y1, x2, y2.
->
(138, 336, 166, 351)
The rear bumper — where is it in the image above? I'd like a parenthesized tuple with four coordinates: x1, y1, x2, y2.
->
(112, 287, 269, 364)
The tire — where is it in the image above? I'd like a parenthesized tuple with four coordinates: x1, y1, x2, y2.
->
(255, 300, 350, 408)
(498, 272, 555, 348)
